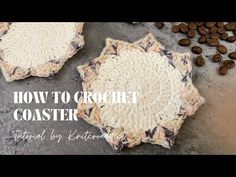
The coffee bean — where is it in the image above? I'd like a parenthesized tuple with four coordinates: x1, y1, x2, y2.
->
(223, 60, 235, 69)
(226, 36, 236, 43)
(205, 22, 216, 28)
(229, 52, 236, 60)
(217, 27, 225, 34)
(220, 33, 228, 40)
(198, 26, 207, 36)
(210, 33, 220, 40)
(195, 55, 205, 66)
(168, 22, 236, 75)
(191, 46, 202, 54)
(172, 25, 179, 33)
(178, 38, 191, 46)
(216, 22, 224, 28)
(209, 26, 218, 34)
(217, 45, 227, 54)
(207, 38, 219, 46)
(187, 30, 195, 38)
(219, 66, 228, 75)
(212, 53, 222, 62)
(188, 23, 197, 30)
(198, 36, 207, 44)
(224, 22, 236, 31)
(179, 23, 189, 33)
(195, 22, 204, 27)
(155, 22, 164, 29)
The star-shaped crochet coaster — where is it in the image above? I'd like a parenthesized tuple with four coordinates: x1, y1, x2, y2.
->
(77, 33, 205, 151)
(0, 22, 84, 82)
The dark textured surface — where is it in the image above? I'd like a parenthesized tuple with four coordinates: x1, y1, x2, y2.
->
(0, 22, 236, 154)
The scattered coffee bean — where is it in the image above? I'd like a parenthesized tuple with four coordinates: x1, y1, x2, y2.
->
(226, 36, 236, 43)
(217, 45, 227, 54)
(223, 60, 235, 69)
(229, 52, 236, 60)
(205, 22, 216, 28)
(155, 22, 164, 29)
(198, 26, 207, 36)
(178, 38, 191, 46)
(210, 33, 220, 40)
(195, 22, 204, 27)
(198, 36, 207, 44)
(165, 22, 236, 75)
(172, 25, 179, 33)
(219, 66, 228, 75)
(216, 22, 224, 28)
(212, 53, 222, 62)
(220, 32, 228, 40)
(207, 38, 219, 46)
(188, 23, 197, 30)
(179, 23, 189, 33)
(195, 55, 205, 66)
(209, 26, 218, 34)
(187, 30, 195, 38)
(224, 22, 236, 31)
(192, 46, 202, 54)
(217, 27, 225, 34)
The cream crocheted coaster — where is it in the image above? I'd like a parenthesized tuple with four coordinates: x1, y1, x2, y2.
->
(77, 33, 205, 151)
(0, 22, 84, 82)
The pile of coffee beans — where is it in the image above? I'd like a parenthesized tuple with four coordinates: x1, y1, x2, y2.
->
(155, 22, 236, 76)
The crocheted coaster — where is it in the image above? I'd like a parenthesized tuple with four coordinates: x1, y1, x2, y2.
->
(77, 33, 205, 151)
(0, 22, 84, 82)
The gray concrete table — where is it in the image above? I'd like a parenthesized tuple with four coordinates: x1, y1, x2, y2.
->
(0, 22, 236, 154)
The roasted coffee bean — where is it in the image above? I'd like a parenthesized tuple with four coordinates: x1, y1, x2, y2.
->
(187, 30, 195, 38)
(210, 33, 220, 40)
(155, 22, 164, 29)
(220, 32, 228, 40)
(209, 26, 218, 34)
(216, 22, 224, 28)
(172, 25, 179, 33)
(188, 23, 197, 30)
(178, 38, 191, 46)
(195, 55, 205, 66)
(223, 60, 235, 69)
(219, 66, 228, 75)
(198, 36, 207, 44)
(226, 36, 236, 43)
(191, 46, 202, 54)
(198, 26, 207, 36)
(179, 23, 189, 33)
(217, 27, 225, 34)
(224, 22, 236, 31)
(205, 22, 216, 28)
(229, 52, 236, 60)
(195, 22, 204, 27)
(212, 53, 222, 62)
(207, 38, 219, 46)
(217, 45, 227, 54)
